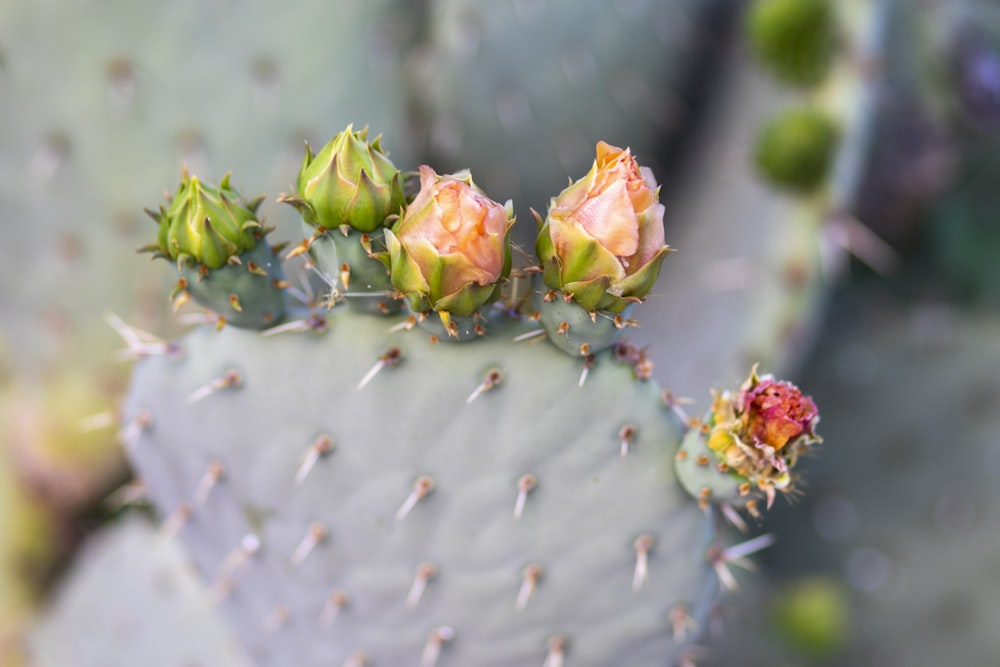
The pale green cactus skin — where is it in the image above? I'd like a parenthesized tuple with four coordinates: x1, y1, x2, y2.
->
(178, 242, 288, 329)
(675, 426, 746, 506)
(0, 0, 418, 374)
(30, 518, 251, 667)
(123, 307, 720, 666)
(534, 293, 637, 357)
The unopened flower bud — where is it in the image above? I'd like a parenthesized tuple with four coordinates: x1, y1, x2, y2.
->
(535, 141, 672, 314)
(140, 169, 286, 329)
(283, 124, 405, 233)
(754, 107, 839, 194)
(747, 0, 837, 87)
(142, 170, 264, 270)
(385, 166, 514, 319)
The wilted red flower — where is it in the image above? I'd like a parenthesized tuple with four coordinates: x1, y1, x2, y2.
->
(740, 377, 819, 451)
(705, 366, 821, 508)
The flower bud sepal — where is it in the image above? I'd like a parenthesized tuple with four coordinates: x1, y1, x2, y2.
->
(536, 212, 673, 314)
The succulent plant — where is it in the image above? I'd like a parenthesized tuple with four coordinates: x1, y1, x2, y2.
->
(109, 103, 834, 665)
(122, 302, 737, 666)
(3, 0, 902, 663)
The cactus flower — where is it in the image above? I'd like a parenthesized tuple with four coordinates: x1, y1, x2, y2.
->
(281, 124, 406, 233)
(536, 141, 672, 313)
(141, 170, 265, 270)
(740, 374, 819, 452)
(707, 366, 821, 505)
(384, 166, 514, 318)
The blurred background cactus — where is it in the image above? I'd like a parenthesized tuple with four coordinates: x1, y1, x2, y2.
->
(2, 0, 998, 664)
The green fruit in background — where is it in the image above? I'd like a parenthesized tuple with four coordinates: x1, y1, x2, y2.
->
(754, 107, 839, 194)
(770, 576, 850, 660)
(747, 0, 837, 87)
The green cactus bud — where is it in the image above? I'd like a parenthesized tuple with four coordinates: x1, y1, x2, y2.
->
(747, 0, 837, 87)
(141, 170, 286, 329)
(282, 124, 405, 234)
(385, 166, 514, 335)
(142, 170, 264, 271)
(754, 107, 839, 194)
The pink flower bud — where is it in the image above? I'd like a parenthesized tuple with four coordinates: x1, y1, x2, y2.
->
(385, 166, 514, 317)
(536, 141, 672, 312)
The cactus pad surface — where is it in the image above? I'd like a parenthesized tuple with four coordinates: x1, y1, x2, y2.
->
(125, 307, 718, 666)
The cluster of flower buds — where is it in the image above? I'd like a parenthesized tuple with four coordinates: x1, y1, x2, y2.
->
(145, 127, 674, 344)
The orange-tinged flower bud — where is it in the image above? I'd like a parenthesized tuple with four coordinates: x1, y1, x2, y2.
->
(536, 141, 672, 313)
(385, 166, 514, 318)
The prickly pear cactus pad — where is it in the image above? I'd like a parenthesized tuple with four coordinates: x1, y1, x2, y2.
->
(29, 517, 251, 667)
(124, 308, 719, 666)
